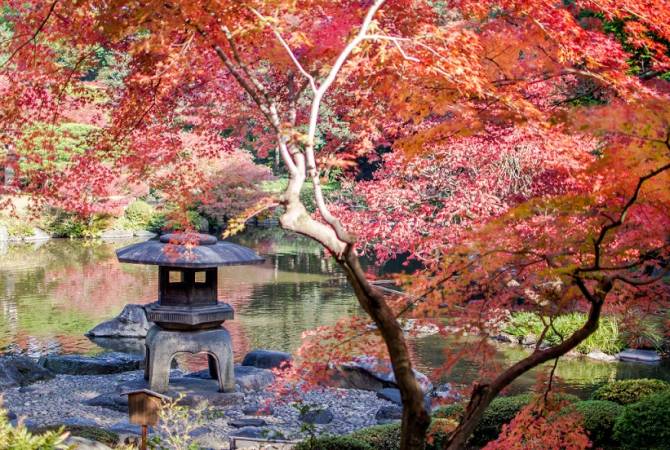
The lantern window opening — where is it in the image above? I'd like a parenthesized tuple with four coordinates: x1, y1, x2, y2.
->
(195, 271, 207, 283)
(168, 271, 183, 283)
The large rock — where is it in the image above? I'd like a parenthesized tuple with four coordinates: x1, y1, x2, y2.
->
(617, 348, 662, 363)
(300, 407, 334, 425)
(241, 349, 292, 370)
(185, 365, 275, 392)
(587, 350, 618, 362)
(24, 227, 50, 242)
(87, 305, 151, 338)
(0, 355, 54, 389)
(85, 393, 129, 413)
(39, 352, 143, 375)
(100, 229, 134, 240)
(328, 356, 433, 394)
(234, 365, 275, 392)
(376, 405, 402, 423)
(86, 337, 146, 355)
(376, 387, 402, 405)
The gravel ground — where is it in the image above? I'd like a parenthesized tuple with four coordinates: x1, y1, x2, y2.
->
(2, 369, 394, 449)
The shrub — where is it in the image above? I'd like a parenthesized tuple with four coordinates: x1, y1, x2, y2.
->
(347, 418, 454, 450)
(295, 435, 373, 450)
(0, 216, 35, 238)
(470, 393, 534, 445)
(613, 391, 670, 449)
(591, 378, 670, 405)
(432, 403, 465, 420)
(349, 423, 400, 450)
(123, 200, 155, 230)
(42, 210, 113, 238)
(0, 408, 70, 449)
(567, 400, 623, 447)
(471, 393, 579, 446)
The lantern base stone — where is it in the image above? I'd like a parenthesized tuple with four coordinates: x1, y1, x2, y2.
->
(144, 325, 234, 393)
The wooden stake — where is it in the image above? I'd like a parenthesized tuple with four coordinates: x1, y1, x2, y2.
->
(141, 424, 148, 450)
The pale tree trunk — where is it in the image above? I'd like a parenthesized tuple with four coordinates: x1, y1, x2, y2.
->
(201, 1, 431, 447)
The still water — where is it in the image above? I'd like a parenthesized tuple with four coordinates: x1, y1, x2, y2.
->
(1, 228, 668, 397)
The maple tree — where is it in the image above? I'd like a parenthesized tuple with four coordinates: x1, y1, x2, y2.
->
(1, 0, 670, 449)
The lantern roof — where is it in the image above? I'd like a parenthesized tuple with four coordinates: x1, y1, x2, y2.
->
(116, 233, 264, 268)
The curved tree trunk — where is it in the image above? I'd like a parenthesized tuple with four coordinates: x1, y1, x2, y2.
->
(445, 286, 608, 449)
(340, 246, 431, 450)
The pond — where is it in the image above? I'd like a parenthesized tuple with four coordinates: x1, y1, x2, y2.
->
(1, 228, 669, 398)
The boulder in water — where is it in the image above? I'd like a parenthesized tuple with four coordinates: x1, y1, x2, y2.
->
(87, 304, 151, 338)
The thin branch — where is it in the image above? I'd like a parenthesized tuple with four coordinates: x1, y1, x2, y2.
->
(591, 161, 670, 269)
(249, 8, 317, 93)
(1, 0, 59, 69)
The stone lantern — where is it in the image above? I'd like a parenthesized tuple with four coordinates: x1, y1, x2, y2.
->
(116, 233, 264, 393)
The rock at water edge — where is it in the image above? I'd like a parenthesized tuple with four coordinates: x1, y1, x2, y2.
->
(330, 356, 433, 394)
(241, 349, 292, 370)
(39, 352, 143, 375)
(617, 349, 662, 363)
(87, 305, 151, 338)
(0, 356, 54, 389)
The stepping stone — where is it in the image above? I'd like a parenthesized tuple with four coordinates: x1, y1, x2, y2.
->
(230, 418, 268, 428)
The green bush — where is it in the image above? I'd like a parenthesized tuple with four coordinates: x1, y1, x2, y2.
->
(472, 393, 579, 446)
(613, 391, 670, 449)
(0, 216, 35, 238)
(347, 418, 452, 450)
(470, 394, 534, 445)
(350, 423, 400, 450)
(432, 403, 465, 420)
(42, 210, 113, 239)
(567, 400, 623, 447)
(123, 200, 155, 230)
(295, 435, 373, 450)
(592, 378, 670, 405)
(0, 408, 70, 449)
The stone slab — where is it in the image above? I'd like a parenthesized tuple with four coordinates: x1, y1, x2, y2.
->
(617, 349, 662, 363)
(118, 376, 245, 407)
(39, 352, 143, 375)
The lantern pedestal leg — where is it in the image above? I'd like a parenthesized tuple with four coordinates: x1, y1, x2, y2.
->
(144, 325, 235, 393)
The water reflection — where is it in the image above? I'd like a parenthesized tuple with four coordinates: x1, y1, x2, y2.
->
(1, 228, 668, 396)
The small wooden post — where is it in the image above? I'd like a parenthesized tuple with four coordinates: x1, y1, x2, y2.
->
(121, 389, 170, 450)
